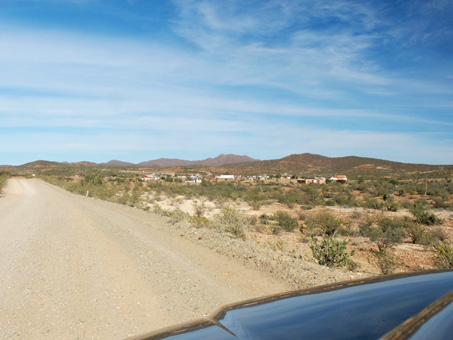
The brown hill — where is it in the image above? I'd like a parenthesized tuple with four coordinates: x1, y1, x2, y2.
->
(18, 160, 64, 169)
(201, 154, 257, 167)
(138, 154, 258, 167)
(102, 160, 136, 167)
(138, 158, 192, 167)
(224, 153, 453, 175)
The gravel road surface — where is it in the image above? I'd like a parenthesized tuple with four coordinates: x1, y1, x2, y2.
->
(0, 179, 291, 339)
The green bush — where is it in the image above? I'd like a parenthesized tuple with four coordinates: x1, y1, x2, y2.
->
(433, 241, 453, 269)
(364, 197, 381, 210)
(0, 172, 10, 193)
(410, 204, 443, 225)
(403, 220, 431, 245)
(117, 190, 131, 205)
(193, 202, 206, 217)
(360, 216, 406, 251)
(429, 227, 447, 243)
(260, 214, 270, 225)
(246, 188, 266, 209)
(189, 216, 211, 228)
(273, 211, 299, 232)
(167, 209, 187, 225)
(310, 236, 354, 268)
(153, 206, 187, 224)
(374, 249, 396, 275)
(384, 199, 399, 212)
(277, 189, 302, 206)
(432, 197, 450, 209)
(212, 207, 248, 239)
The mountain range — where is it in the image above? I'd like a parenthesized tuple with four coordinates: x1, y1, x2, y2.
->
(3, 153, 452, 175)
(224, 153, 453, 174)
(103, 154, 258, 167)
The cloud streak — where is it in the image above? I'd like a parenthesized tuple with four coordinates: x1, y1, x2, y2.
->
(0, 0, 451, 164)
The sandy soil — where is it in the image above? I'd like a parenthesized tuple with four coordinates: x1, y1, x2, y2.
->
(148, 192, 452, 276)
(0, 179, 291, 339)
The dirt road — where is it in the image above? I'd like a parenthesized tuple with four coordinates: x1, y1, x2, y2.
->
(0, 179, 291, 339)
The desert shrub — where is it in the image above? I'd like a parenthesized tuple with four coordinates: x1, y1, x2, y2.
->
(355, 181, 373, 194)
(296, 209, 306, 221)
(117, 190, 131, 205)
(376, 181, 396, 197)
(402, 183, 417, 195)
(374, 250, 396, 275)
(304, 210, 342, 237)
(129, 183, 143, 207)
(429, 227, 447, 243)
(351, 210, 362, 220)
(432, 241, 453, 269)
(0, 172, 11, 192)
(403, 220, 432, 245)
(271, 225, 282, 235)
(310, 236, 355, 268)
(189, 216, 211, 228)
(300, 186, 322, 206)
(193, 202, 206, 217)
(167, 209, 187, 224)
(403, 218, 446, 246)
(410, 204, 443, 225)
(268, 240, 284, 252)
(277, 189, 302, 206)
(400, 199, 413, 209)
(247, 215, 258, 226)
(92, 183, 117, 201)
(333, 192, 358, 207)
(153, 206, 187, 224)
(364, 197, 381, 210)
(384, 199, 400, 212)
(246, 188, 266, 210)
(83, 173, 103, 186)
(414, 198, 429, 208)
(273, 211, 299, 232)
(259, 214, 270, 225)
(432, 197, 450, 209)
(360, 216, 406, 251)
(212, 207, 248, 239)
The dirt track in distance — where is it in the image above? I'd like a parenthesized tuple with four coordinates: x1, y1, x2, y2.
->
(0, 179, 291, 339)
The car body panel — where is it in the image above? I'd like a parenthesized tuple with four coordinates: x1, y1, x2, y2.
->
(129, 271, 453, 340)
(381, 291, 453, 340)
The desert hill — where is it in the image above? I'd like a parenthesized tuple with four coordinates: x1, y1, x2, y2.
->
(102, 160, 136, 167)
(224, 153, 452, 175)
(4, 153, 452, 177)
(137, 154, 258, 167)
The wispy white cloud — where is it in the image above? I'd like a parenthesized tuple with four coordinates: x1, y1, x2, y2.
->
(0, 0, 451, 164)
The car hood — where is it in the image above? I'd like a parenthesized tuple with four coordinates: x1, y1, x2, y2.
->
(128, 270, 453, 340)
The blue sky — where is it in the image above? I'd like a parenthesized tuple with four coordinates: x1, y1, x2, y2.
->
(1, 0, 452, 165)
